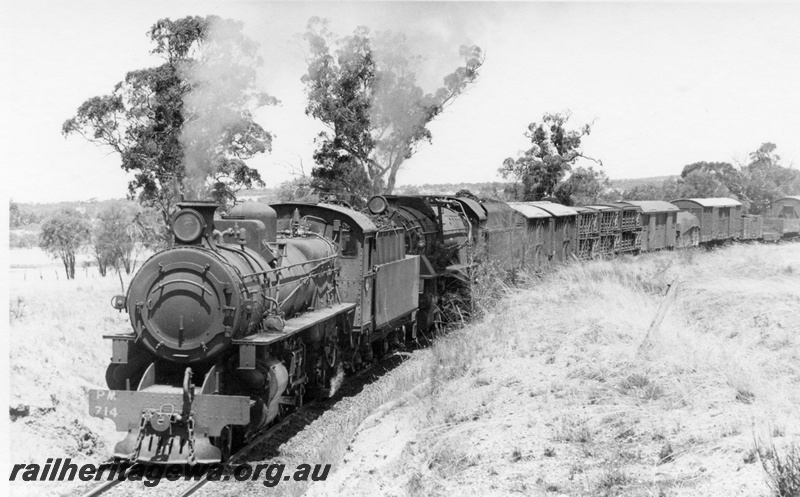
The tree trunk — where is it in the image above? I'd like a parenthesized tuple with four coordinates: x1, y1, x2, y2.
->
(95, 255, 107, 277)
(384, 172, 397, 195)
(383, 147, 409, 195)
(123, 253, 132, 275)
(65, 251, 76, 280)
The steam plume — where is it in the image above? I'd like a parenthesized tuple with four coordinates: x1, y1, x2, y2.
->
(180, 17, 268, 200)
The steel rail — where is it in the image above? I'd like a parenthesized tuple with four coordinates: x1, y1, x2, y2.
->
(176, 415, 294, 497)
(79, 466, 132, 497)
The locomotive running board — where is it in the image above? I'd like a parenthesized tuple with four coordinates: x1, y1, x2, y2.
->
(233, 302, 356, 370)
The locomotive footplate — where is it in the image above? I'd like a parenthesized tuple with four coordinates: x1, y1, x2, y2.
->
(88, 388, 250, 464)
(233, 302, 356, 369)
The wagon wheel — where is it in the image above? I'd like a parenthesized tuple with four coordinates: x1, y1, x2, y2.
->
(344, 348, 362, 373)
(323, 330, 338, 369)
(314, 328, 340, 390)
(282, 383, 304, 414)
(342, 332, 362, 373)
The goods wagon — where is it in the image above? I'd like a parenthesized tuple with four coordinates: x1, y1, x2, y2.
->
(772, 196, 800, 219)
(572, 206, 600, 260)
(479, 201, 528, 272)
(765, 196, 800, 239)
(529, 201, 578, 262)
(618, 201, 678, 252)
(671, 198, 742, 242)
(740, 215, 764, 240)
(585, 204, 620, 256)
(506, 202, 554, 270)
(604, 202, 642, 253)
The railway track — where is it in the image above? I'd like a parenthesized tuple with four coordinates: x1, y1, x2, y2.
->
(78, 351, 412, 497)
(175, 415, 293, 497)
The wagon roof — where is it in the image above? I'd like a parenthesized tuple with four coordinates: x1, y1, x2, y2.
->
(271, 202, 378, 233)
(507, 202, 552, 219)
(527, 201, 578, 217)
(671, 197, 742, 208)
(775, 196, 800, 204)
(585, 204, 619, 212)
(479, 201, 525, 229)
(603, 202, 642, 211)
(481, 200, 515, 216)
(618, 200, 679, 213)
(571, 206, 599, 214)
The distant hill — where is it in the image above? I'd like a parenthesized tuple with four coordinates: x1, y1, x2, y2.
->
(610, 176, 678, 191)
(11, 198, 132, 220)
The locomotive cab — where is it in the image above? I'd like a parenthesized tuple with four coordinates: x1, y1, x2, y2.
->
(271, 202, 420, 362)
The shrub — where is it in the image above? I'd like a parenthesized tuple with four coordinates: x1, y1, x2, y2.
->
(757, 438, 800, 497)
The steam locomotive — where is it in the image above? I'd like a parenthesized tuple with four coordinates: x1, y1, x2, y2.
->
(88, 193, 800, 465)
(89, 200, 422, 464)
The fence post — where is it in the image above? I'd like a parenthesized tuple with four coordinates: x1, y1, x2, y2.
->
(637, 278, 680, 358)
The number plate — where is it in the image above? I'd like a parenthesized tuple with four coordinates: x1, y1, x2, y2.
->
(88, 389, 250, 437)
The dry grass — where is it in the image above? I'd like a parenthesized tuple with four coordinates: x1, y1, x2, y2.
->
(9, 257, 138, 496)
(312, 242, 800, 496)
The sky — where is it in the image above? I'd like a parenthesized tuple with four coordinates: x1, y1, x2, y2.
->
(1, 1, 800, 203)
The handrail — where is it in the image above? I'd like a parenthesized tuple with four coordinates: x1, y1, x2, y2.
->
(239, 254, 337, 279)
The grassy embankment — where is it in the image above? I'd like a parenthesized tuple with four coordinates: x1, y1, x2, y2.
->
(9, 253, 135, 497)
(9, 243, 800, 496)
(294, 242, 800, 497)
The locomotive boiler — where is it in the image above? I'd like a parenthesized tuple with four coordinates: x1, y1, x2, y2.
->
(89, 201, 356, 464)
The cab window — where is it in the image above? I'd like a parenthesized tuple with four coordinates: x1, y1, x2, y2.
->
(341, 231, 358, 258)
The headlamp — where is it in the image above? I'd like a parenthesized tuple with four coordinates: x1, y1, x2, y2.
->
(367, 195, 388, 215)
(173, 209, 204, 243)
